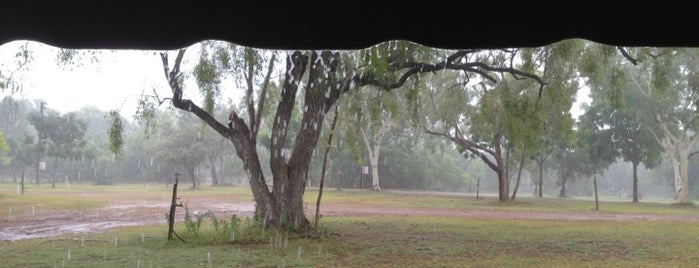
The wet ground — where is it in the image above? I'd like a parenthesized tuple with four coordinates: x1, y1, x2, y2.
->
(0, 195, 256, 241)
(2, 192, 699, 241)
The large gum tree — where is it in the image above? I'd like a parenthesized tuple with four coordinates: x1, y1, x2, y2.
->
(147, 41, 544, 231)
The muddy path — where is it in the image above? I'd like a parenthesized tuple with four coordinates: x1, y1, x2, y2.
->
(3, 194, 699, 241)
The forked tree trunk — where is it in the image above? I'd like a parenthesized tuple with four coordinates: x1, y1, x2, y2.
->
(360, 118, 392, 191)
(425, 130, 509, 201)
(654, 114, 699, 203)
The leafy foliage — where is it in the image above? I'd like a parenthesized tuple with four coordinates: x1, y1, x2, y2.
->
(107, 110, 124, 158)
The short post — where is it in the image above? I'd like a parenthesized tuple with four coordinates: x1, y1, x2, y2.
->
(168, 172, 183, 241)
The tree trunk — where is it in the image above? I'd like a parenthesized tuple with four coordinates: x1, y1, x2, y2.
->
(535, 153, 549, 198)
(359, 118, 391, 191)
(20, 168, 25, 195)
(593, 172, 599, 210)
(511, 145, 527, 200)
(558, 167, 568, 198)
(654, 114, 698, 203)
(678, 146, 690, 203)
(209, 155, 218, 185)
(186, 165, 197, 189)
(537, 159, 544, 197)
(369, 153, 380, 191)
(494, 135, 508, 201)
(51, 158, 59, 189)
(632, 161, 639, 203)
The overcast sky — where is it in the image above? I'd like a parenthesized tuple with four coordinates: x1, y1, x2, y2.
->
(0, 40, 589, 121)
(0, 41, 209, 121)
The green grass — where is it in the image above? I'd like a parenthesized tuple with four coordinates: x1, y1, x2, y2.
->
(2, 182, 699, 267)
(305, 187, 699, 216)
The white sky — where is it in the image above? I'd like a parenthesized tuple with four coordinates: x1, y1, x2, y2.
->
(0, 41, 220, 121)
(0, 40, 589, 122)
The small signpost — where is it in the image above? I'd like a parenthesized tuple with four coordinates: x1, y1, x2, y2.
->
(361, 166, 369, 189)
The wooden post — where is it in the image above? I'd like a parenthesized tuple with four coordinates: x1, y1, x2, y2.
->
(168, 174, 180, 241)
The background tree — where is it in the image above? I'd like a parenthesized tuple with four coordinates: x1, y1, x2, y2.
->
(577, 104, 620, 209)
(147, 110, 208, 189)
(29, 111, 87, 188)
(423, 50, 550, 201)
(342, 86, 405, 191)
(609, 89, 662, 203)
(520, 41, 581, 198)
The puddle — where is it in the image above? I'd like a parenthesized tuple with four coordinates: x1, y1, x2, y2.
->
(0, 201, 255, 241)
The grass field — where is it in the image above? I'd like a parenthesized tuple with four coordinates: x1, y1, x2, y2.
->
(1, 182, 699, 267)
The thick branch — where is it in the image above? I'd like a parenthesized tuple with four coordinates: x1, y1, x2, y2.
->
(254, 53, 276, 138)
(617, 47, 639, 65)
(655, 114, 680, 144)
(245, 51, 256, 138)
(160, 51, 231, 140)
(358, 51, 546, 96)
(270, 52, 307, 172)
(425, 128, 499, 172)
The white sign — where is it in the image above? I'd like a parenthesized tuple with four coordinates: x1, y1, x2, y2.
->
(362, 166, 369, 175)
(39, 161, 46, 170)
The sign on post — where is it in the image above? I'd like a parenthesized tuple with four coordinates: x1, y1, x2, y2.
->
(362, 166, 369, 175)
(39, 161, 46, 170)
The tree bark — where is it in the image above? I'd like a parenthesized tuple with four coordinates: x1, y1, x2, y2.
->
(186, 165, 197, 189)
(652, 114, 699, 203)
(535, 152, 550, 198)
(593, 172, 599, 210)
(511, 145, 527, 200)
(558, 165, 568, 198)
(632, 160, 639, 203)
(360, 117, 391, 191)
(209, 155, 218, 185)
(495, 134, 508, 201)
(51, 158, 59, 189)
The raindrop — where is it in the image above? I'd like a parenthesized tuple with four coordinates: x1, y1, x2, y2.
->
(113, 235, 118, 247)
(207, 252, 211, 268)
(32, 205, 35, 217)
(80, 236, 84, 247)
(136, 257, 141, 268)
(317, 243, 322, 256)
